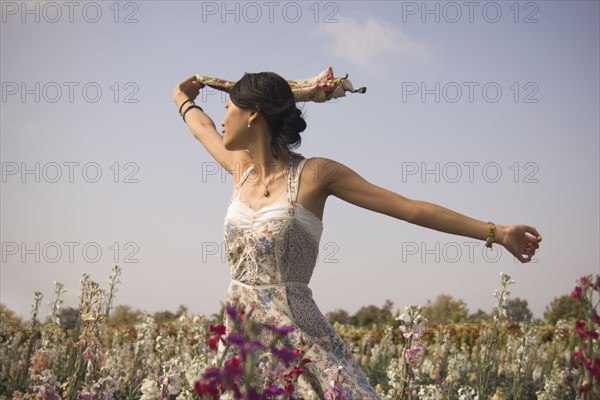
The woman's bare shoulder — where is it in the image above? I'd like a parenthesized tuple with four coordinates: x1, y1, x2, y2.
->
(301, 157, 344, 188)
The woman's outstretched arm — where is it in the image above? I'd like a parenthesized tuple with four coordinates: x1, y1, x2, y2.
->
(317, 158, 542, 263)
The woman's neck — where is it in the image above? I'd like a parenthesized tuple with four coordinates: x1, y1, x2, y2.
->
(247, 145, 289, 181)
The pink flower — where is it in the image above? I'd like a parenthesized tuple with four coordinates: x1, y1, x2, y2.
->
(284, 381, 294, 394)
(571, 344, 586, 368)
(577, 382, 590, 394)
(324, 379, 350, 400)
(194, 369, 222, 399)
(575, 320, 599, 340)
(82, 346, 97, 362)
(572, 285, 582, 298)
(405, 343, 424, 365)
(79, 392, 93, 400)
(284, 364, 307, 379)
(208, 324, 226, 350)
(210, 324, 226, 335)
(589, 358, 600, 381)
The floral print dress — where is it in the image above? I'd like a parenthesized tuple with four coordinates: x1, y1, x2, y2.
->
(222, 152, 380, 399)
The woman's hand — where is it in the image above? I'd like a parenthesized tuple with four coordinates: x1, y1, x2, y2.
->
(499, 224, 542, 263)
(173, 75, 204, 105)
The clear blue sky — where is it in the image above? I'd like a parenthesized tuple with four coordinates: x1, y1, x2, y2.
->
(1, 1, 598, 320)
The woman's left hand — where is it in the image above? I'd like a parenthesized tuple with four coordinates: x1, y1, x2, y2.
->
(499, 224, 542, 263)
(173, 75, 205, 105)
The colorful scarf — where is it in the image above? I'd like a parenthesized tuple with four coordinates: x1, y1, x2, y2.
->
(194, 67, 366, 103)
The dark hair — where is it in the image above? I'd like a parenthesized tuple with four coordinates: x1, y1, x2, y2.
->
(229, 72, 307, 160)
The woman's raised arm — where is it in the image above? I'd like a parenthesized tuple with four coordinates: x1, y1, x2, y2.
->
(172, 75, 251, 175)
(319, 158, 542, 263)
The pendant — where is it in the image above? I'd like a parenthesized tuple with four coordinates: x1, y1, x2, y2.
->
(263, 187, 270, 197)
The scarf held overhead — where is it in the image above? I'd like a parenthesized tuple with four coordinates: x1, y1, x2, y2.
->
(194, 67, 366, 103)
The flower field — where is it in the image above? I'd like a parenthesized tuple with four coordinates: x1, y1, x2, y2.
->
(1, 268, 598, 400)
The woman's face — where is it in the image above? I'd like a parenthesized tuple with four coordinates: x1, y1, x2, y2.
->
(221, 97, 252, 151)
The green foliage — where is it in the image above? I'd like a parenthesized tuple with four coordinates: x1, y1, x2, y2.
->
(108, 304, 143, 326)
(467, 308, 491, 322)
(325, 308, 352, 325)
(544, 294, 586, 324)
(110, 304, 190, 326)
(422, 294, 469, 324)
(326, 300, 394, 327)
(505, 297, 533, 322)
(352, 300, 394, 327)
(57, 306, 79, 329)
(153, 304, 188, 324)
(0, 303, 22, 328)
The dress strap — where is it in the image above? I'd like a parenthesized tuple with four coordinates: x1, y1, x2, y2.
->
(286, 154, 307, 215)
(229, 163, 255, 204)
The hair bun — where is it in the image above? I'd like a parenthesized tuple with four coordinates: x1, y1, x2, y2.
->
(285, 106, 306, 131)
(229, 71, 307, 159)
(276, 106, 306, 152)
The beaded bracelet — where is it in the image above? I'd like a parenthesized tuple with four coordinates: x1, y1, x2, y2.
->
(178, 98, 194, 115)
(485, 222, 496, 248)
(182, 104, 204, 123)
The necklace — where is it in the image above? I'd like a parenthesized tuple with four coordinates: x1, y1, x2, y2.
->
(255, 163, 284, 197)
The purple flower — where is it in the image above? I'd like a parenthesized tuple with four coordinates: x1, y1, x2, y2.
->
(226, 304, 238, 320)
(194, 377, 221, 399)
(259, 323, 295, 335)
(226, 332, 244, 346)
(223, 356, 244, 379)
(203, 367, 221, 379)
(225, 332, 263, 360)
(245, 387, 264, 400)
(271, 346, 296, 367)
(240, 340, 264, 360)
(264, 385, 286, 395)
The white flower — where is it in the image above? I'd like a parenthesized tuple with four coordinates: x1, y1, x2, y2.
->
(457, 386, 478, 400)
(140, 377, 158, 400)
(417, 384, 442, 400)
(396, 313, 410, 322)
(532, 366, 542, 382)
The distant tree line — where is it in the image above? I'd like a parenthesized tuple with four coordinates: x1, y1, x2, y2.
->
(326, 293, 586, 327)
(0, 293, 587, 328)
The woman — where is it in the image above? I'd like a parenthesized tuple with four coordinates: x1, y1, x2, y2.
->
(172, 71, 542, 398)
